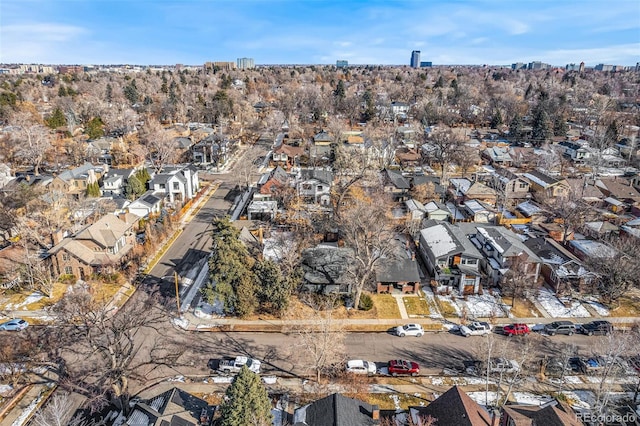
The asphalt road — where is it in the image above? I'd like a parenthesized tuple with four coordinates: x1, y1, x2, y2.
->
(123, 142, 608, 394)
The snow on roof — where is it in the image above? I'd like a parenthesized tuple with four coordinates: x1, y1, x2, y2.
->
(516, 200, 543, 217)
(603, 197, 626, 207)
(463, 199, 487, 213)
(445, 202, 466, 220)
(420, 223, 460, 258)
(449, 178, 472, 194)
(569, 239, 616, 258)
(523, 172, 552, 188)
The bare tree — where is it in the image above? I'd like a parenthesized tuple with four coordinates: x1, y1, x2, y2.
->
(139, 116, 178, 173)
(52, 288, 186, 413)
(585, 236, 640, 304)
(31, 392, 79, 426)
(10, 110, 53, 175)
(499, 252, 538, 309)
(540, 191, 592, 245)
(288, 296, 346, 382)
(339, 193, 397, 309)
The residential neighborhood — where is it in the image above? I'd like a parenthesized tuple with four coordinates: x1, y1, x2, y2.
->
(0, 54, 640, 426)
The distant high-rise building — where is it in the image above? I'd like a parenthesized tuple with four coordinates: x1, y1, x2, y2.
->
(635, 62, 640, 72)
(411, 51, 421, 68)
(336, 60, 348, 68)
(420, 61, 432, 67)
(595, 64, 614, 72)
(579, 62, 585, 72)
(566, 63, 579, 71)
(511, 62, 526, 70)
(205, 61, 236, 71)
(528, 61, 550, 70)
(237, 57, 255, 70)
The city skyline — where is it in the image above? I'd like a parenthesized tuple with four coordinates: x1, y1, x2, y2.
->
(1, 0, 639, 66)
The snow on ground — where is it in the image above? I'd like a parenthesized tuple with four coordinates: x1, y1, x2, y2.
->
(511, 392, 554, 406)
(537, 287, 591, 318)
(193, 300, 224, 318)
(389, 394, 401, 410)
(466, 391, 499, 406)
(564, 376, 584, 384)
(5, 292, 44, 310)
(435, 294, 462, 317)
(563, 391, 594, 410)
(455, 292, 507, 318)
(430, 377, 444, 386)
(0, 384, 12, 396)
(421, 287, 443, 319)
(585, 301, 610, 316)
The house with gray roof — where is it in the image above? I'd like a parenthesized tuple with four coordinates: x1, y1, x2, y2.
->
(128, 190, 163, 218)
(523, 169, 570, 200)
(294, 393, 379, 426)
(102, 168, 136, 196)
(297, 168, 333, 205)
(49, 162, 106, 199)
(150, 165, 199, 205)
(375, 238, 421, 294)
(418, 219, 483, 294)
(382, 169, 410, 201)
(124, 386, 215, 426)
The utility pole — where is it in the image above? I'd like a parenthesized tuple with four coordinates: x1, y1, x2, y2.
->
(174, 271, 181, 315)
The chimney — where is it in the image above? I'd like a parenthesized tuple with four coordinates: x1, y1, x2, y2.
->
(411, 251, 416, 261)
(370, 405, 379, 420)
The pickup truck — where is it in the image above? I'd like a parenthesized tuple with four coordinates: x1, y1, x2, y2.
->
(214, 356, 261, 375)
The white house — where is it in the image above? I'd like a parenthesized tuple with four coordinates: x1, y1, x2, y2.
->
(297, 169, 333, 206)
(149, 165, 199, 205)
(127, 191, 163, 218)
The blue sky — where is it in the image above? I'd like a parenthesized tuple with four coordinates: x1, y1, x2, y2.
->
(1, 0, 639, 66)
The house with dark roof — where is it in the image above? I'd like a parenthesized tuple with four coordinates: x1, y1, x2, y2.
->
(596, 177, 640, 207)
(125, 387, 215, 426)
(297, 168, 333, 205)
(272, 143, 305, 169)
(484, 167, 531, 206)
(395, 147, 421, 168)
(128, 190, 163, 218)
(257, 166, 291, 198)
(522, 170, 570, 200)
(403, 386, 495, 426)
(523, 237, 595, 294)
(382, 169, 411, 201)
(293, 393, 379, 426)
(102, 168, 137, 196)
(310, 130, 333, 161)
(500, 400, 583, 426)
(300, 244, 354, 294)
(150, 165, 199, 205)
(49, 213, 139, 279)
(375, 238, 421, 294)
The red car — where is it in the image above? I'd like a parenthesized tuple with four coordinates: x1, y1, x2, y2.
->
(388, 359, 420, 377)
(502, 323, 530, 336)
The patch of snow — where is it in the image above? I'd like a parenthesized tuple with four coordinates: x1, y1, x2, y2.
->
(466, 391, 499, 406)
(166, 375, 185, 382)
(6, 292, 44, 310)
(0, 384, 13, 396)
(564, 376, 584, 384)
(537, 287, 591, 318)
(211, 376, 234, 383)
(171, 317, 190, 329)
(421, 287, 443, 319)
(461, 376, 495, 385)
(263, 376, 277, 384)
(431, 377, 444, 386)
(389, 394, 401, 410)
(512, 392, 554, 406)
(194, 300, 224, 318)
(563, 391, 594, 410)
(585, 301, 610, 317)
(455, 292, 507, 318)
(10, 384, 50, 426)
(436, 295, 462, 317)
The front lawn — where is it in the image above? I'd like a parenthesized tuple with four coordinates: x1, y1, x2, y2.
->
(403, 296, 430, 317)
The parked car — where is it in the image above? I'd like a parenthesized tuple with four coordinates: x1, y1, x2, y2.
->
(0, 318, 28, 331)
(579, 320, 613, 336)
(502, 323, 530, 336)
(459, 321, 492, 337)
(346, 360, 377, 376)
(395, 323, 424, 337)
(388, 359, 420, 376)
(214, 356, 261, 375)
(465, 358, 520, 375)
(544, 321, 577, 336)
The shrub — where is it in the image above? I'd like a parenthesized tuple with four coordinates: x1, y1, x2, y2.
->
(359, 293, 374, 311)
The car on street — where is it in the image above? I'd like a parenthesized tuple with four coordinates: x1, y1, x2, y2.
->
(579, 320, 613, 336)
(395, 323, 424, 337)
(544, 321, 577, 336)
(459, 321, 492, 337)
(465, 358, 520, 375)
(387, 359, 420, 376)
(502, 323, 530, 336)
(345, 360, 377, 376)
(0, 318, 28, 331)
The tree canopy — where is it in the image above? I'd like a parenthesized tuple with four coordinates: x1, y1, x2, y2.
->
(218, 366, 273, 426)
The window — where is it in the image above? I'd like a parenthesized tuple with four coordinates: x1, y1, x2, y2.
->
(64, 266, 73, 275)
(62, 253, 70, 261)
(302, 184, 312, 191)
(519, 183, 528, 189)
(317, 185, 323, 192)
(173, 182, 179, 190)
(159, 184, 165, 189)
(464, 278, 476, 286)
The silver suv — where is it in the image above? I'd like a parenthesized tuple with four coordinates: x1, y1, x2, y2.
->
(544, 321, 577, 336)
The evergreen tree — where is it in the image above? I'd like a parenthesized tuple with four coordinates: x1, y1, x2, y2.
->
(531, 107, 553, 146)
(489, 109, 503, 129)
(553, 115, 568, 137)
(434, 75, 445, 88)
(105, 83, 113, 103)
(124, 79, 139, 105)
(125, 176, 145, 200)
(509, 113, 523, 140)
(46, 108, 67, 129)
(333, 80, 345, 100)
(219, 366, 273, 426)
(202, 217, 256, 316)
(86, 181, 101, 197)
(134, 168, 151, 186)
(253, 259, 291, 316)
(361, 90, 375, 122)
(58, 85, 67, 97)
(86, 116, 105, 139)
(604, 120, 619, 145)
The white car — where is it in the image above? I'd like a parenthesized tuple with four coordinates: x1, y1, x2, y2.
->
(395, 323, 424, 337)
(459, 321, 492, 337)
(345, 360, 377, 375)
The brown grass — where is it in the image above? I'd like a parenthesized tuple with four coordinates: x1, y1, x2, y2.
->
(357, 392, 431, 410)
(608, 294, 640, 317)
(509, 298, 543, 318)
(403, 297, 430, 317)
(434, 296, 460, 318)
